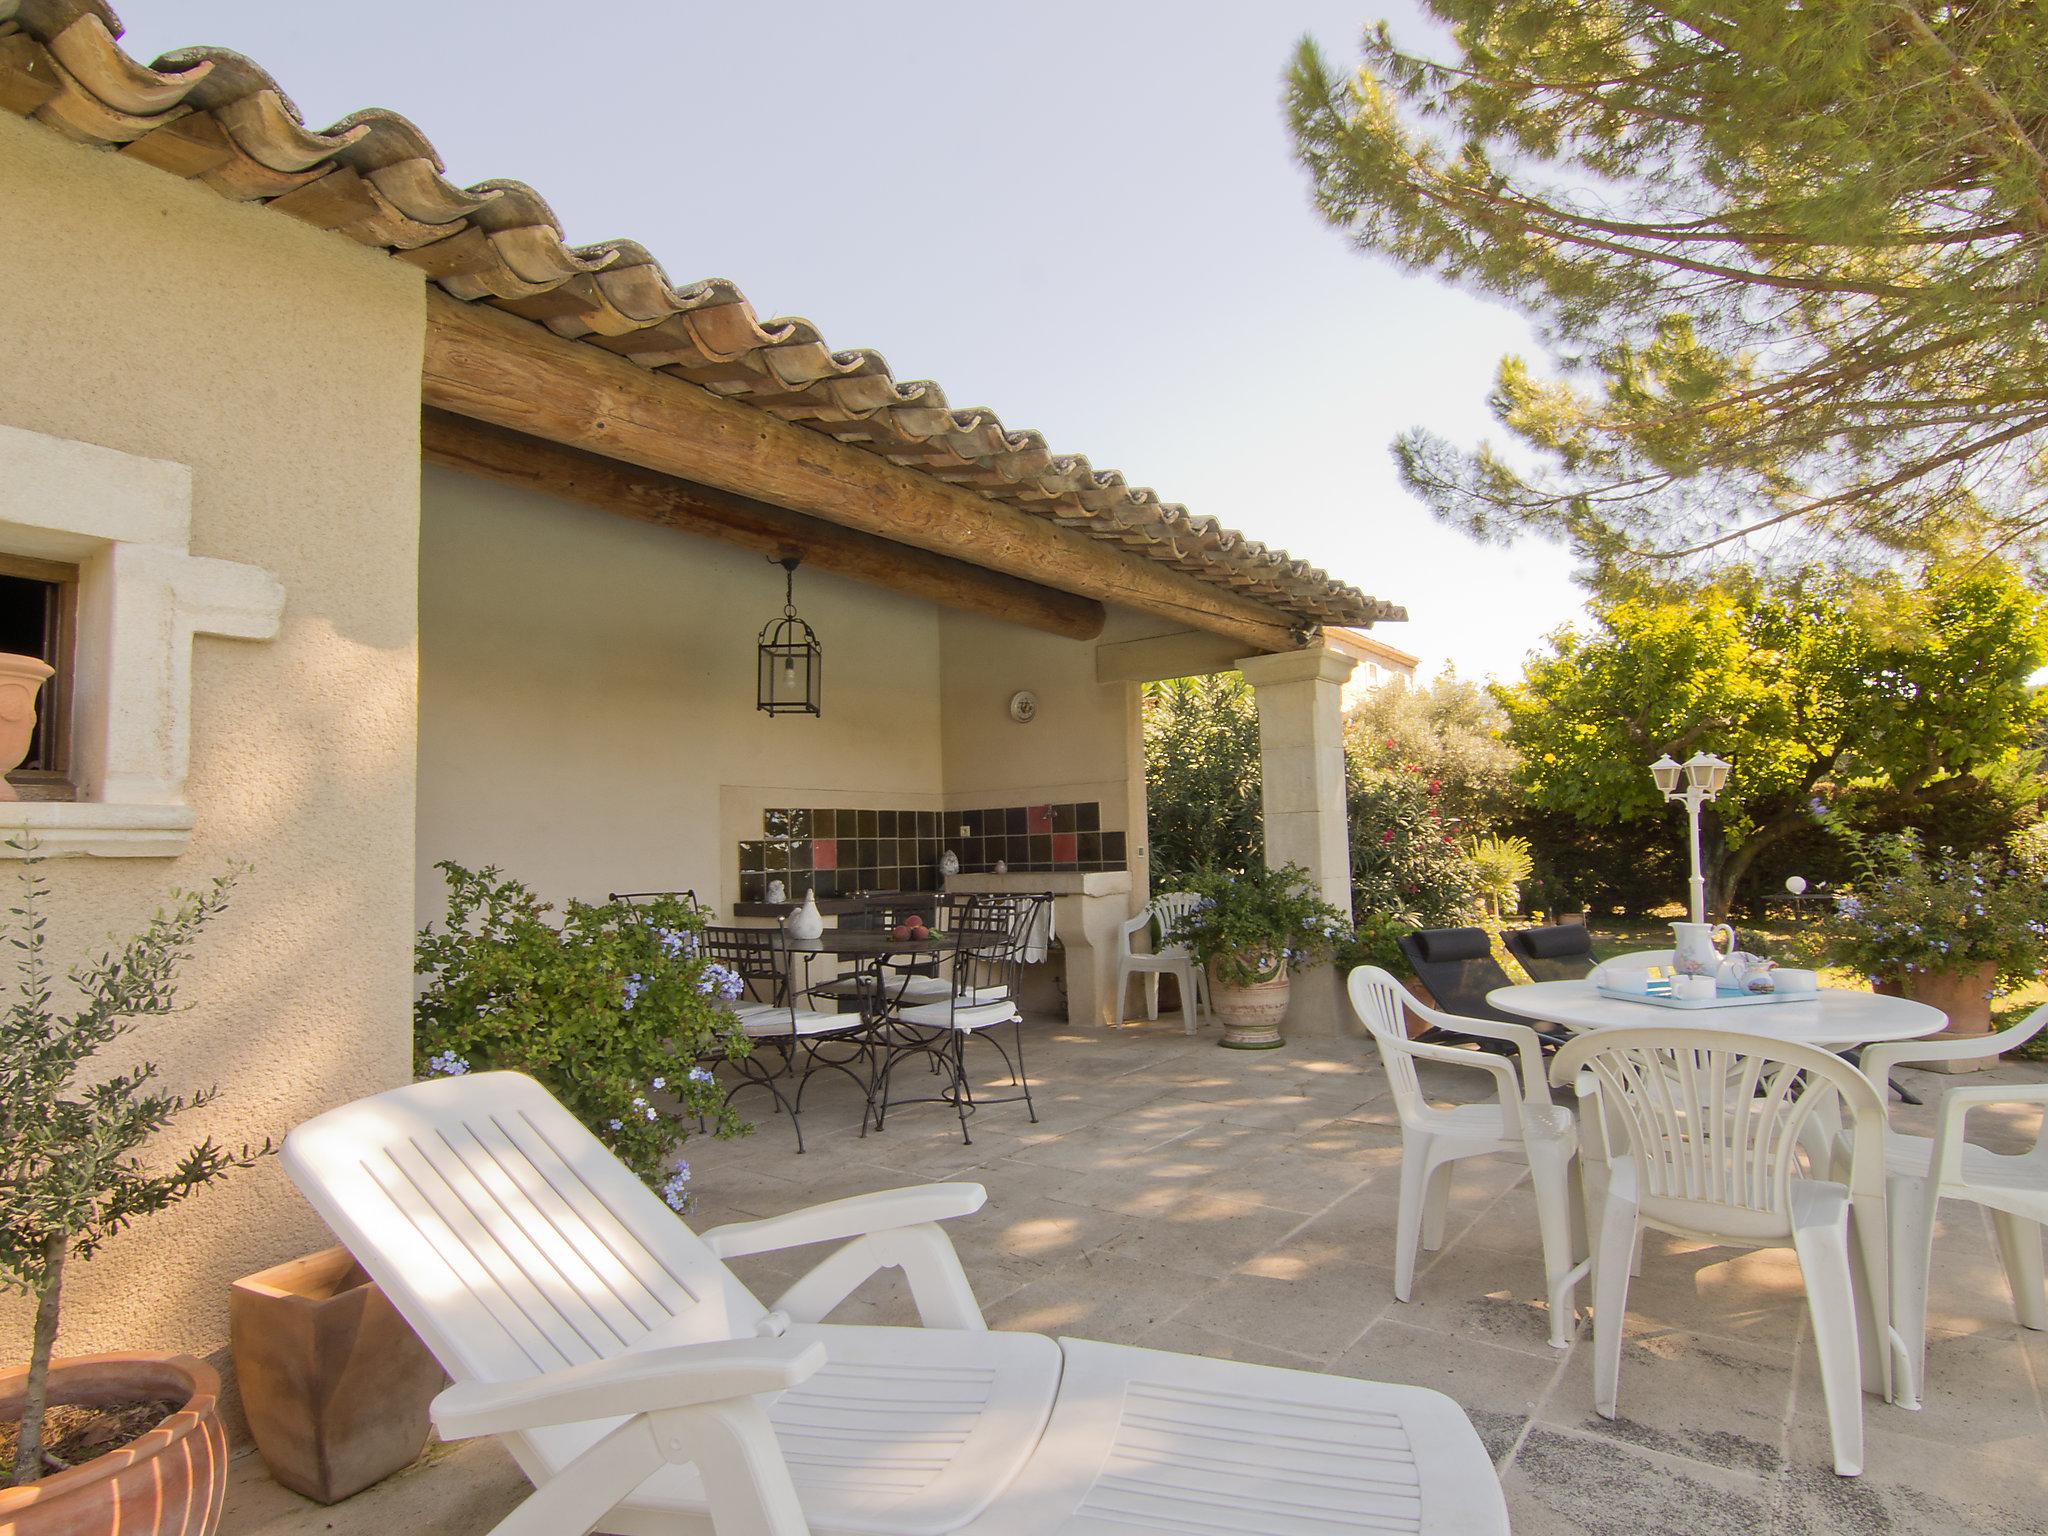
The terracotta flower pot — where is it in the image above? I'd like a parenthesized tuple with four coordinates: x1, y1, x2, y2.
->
(1886, 963, 2002, 1074)
(230, 1247, 445, 1504)
(1208, 958, 1290, 1050)
(0, 653, 55, 803)
(0, 1352, 227, 1536)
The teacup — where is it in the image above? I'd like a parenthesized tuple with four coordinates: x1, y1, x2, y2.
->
(1675, 974, 1717, 1002)
(1774, 968, 1819, 994)
(1601, 966, 1653, 995)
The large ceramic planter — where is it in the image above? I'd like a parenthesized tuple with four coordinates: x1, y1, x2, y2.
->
(1209, 960, 1290, 1050)
(1878, 963, 2001, 1073)
(0, 1352, 227, 1535)
(230, 1247, 445, 1504)
(0, 653, 55, 802)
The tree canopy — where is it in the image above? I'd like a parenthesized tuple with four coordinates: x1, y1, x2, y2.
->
(1494, 559, 2048, 911)
(1143, 674, 1264, 886)
(1287, 2, 2048, 570)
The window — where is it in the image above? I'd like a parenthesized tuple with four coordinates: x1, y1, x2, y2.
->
(0, 553, 75, 798)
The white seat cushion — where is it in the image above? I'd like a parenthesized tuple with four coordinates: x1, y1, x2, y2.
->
(894, 998, 1020, 1033)
(893, 979, 1011, 1007)
(738, 1007, 861, 1040)
(540, 1323, 1062, 1536)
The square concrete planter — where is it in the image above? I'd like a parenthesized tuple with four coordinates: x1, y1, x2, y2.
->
(229, 1247, 446, 1504)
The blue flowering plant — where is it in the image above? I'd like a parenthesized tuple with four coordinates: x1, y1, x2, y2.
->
(414, 863, 749, 1202)
(1162, 863, 1351, 987)
(1824, 827, 2048, 993)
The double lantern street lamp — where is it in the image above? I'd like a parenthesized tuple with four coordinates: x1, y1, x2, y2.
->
(1649, 751, 1732, 925)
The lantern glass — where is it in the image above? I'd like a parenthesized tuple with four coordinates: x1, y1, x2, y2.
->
(1686, 751, 1731, 795)
(1649, 754, 1683, 796)
(757, 614, 821, 716)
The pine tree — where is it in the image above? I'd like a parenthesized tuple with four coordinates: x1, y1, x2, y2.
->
(1286, 2, 2048, 569)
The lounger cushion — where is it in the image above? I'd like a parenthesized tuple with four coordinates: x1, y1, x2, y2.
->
(1516, 924, 1593, 961)
(1413, 927, 1492, 963)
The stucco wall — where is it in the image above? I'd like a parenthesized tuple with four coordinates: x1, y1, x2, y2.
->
(0, 115, 424, 1371)
(417, 466, 947, 920)
(938, 605, 1151, 889)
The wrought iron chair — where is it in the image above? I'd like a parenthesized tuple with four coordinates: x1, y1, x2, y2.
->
(872, 894, 1046, 1144)
(700, 925, 869, 1153)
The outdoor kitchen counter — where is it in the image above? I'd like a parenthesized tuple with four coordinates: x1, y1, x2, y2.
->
(945, 870, 1134, 1028)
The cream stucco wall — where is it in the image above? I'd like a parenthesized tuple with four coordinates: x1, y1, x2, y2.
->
(938, 605, 1151, 885)
(0, 114, 424, 1374)
(417, 466, 947, 920)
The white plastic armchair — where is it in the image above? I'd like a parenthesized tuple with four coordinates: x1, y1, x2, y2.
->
(1348, 966, 1585, 1348)
(1854, 1003, 2048, 1410)
(1553, 1026, 1901, 1477)
(1113, 892, 1208, 1034)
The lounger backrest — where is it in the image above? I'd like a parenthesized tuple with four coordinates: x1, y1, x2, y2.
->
(282, 1072, 767, 1395)
(1501, 924, 1595, 982)
(1396, 927, 1522, 1024)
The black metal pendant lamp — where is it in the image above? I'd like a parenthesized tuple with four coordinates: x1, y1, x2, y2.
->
(757, 552, 821, 716)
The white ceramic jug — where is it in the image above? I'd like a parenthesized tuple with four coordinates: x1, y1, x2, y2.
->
(1670, 920, 1736, 977)
(785, 888, 825, 949)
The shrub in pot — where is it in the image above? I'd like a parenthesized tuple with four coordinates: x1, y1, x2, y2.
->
(1825, 826, 2048, 1071)
(0, 844, 262, 1532)
(1163, 864, 1349, 1049)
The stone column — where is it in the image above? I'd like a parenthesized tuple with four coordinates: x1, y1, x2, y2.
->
(1236, 646, 1357, 918)
(1237, 645, 1358, 1041)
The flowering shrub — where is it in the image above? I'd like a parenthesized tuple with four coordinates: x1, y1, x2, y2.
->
(1163, 863, 1350, 986)
(1347, 761, 1483, 925)
(1824, 827, 2048, 992)
(414, 862, 749, 1201)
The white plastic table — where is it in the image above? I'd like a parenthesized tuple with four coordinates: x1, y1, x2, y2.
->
(1489, 979, 1948, 1052)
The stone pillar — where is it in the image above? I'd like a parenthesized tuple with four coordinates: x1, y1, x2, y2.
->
(1237, 645, 1358, 1041)
(1236, 646, 1357, 918)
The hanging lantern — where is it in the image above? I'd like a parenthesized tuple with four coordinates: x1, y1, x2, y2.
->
(757, 553, 821, 716)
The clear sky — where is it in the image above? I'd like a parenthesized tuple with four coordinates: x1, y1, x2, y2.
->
(115, 1, 1591, 682)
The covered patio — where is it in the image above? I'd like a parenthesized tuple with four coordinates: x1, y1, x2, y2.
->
(226, 1015, 2048, 1536)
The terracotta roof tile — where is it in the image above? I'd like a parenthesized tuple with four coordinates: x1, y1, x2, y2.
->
(0, 0, 1405, 630)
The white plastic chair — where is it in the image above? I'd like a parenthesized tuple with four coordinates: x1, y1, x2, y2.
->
(1551, 1026, 1900, 1476)
(284, 1071, 1510, 1536)
(1347, 966, 1586, 1349)
(1113, 891, 1208, 1035)
(1853, 1002, 2048, 1410)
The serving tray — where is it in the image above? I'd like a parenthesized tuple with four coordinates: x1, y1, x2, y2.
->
(1595, 983, 1816, 1011)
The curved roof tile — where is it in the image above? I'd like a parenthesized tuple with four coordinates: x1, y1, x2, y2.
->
(0, 1, 1405, 629)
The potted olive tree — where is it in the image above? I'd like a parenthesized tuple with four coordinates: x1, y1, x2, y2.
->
(1163, 864, 1349, 1049)
(1, 847, 263, 1533)
(1827, 827, 2048, 1070)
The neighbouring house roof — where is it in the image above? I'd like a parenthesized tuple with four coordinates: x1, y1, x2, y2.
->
(1326, 626, 1421, 671)
(0, 2, 1405, 635)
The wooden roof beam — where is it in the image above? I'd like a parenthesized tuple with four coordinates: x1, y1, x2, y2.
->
(422, 291, 1303, 654)
(421, 411, 1107, 642)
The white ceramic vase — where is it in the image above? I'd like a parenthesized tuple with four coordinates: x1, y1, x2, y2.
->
(785, 889, 825, 949)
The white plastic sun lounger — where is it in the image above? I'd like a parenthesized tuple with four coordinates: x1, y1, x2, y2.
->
(282, 1072, 1508, 1536)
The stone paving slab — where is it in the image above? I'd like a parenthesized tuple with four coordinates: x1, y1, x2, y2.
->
(221, 1014, 2048, 1535)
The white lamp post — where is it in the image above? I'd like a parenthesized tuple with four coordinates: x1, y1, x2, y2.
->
(1650, 751, 1731, 925)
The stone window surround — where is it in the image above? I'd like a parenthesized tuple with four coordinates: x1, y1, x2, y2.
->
(0, 423, 283, 858)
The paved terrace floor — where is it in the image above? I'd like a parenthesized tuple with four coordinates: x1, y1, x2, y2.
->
(227, 1013, 2048, 1536)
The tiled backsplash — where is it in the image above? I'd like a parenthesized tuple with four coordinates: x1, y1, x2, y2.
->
(737, 802, 1125, 903)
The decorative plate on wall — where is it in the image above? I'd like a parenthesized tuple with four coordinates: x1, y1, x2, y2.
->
(1008, 690, 1039, 724)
